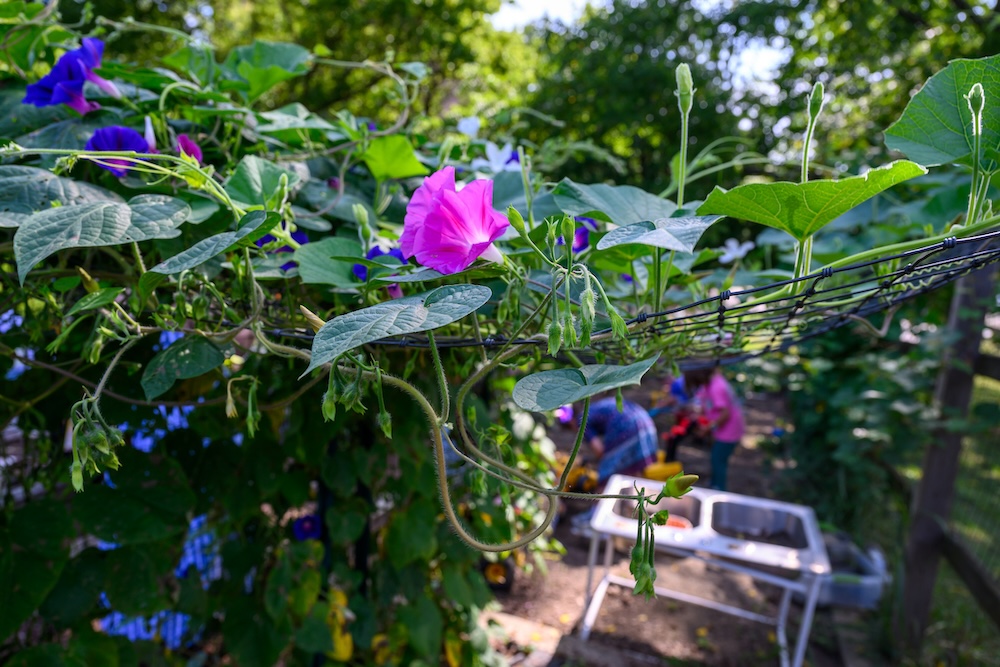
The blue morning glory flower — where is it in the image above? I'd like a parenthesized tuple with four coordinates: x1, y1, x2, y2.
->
(84, 126, 154, 177)
(353, 246, 406, 282)
(255, 230, 309, 271)
(292, 515, 322, 541)
(23, 38, 120, 115)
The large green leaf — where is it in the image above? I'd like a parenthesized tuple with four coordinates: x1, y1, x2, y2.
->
(293, 237, 363, 286)
(697, 161, 927, 242)
(885, 55, 1000, 168)
(149, 211, 279, 275)
(0, 165, 122, 227)
(14, 195, 191, 283)
(398, 596, 443, 660)
(596, 215, 724, 253)
(512, 355, 660, 412)
(362, 135, 429, 181)
(16, 118, 105, 154)
(0, 88, 71, 139)
(141, 335, 225, 400)
(304, 284, 491, 374)
(224, 40, 312, 101)
(225, 155, 302, 210)
(66, 288, 125, 317)
(553, 179, 677, 226)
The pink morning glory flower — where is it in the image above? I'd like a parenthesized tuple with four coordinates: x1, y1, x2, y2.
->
(177, 134, 203, 162)
(85, 126, 154, 177)
(400, 166, 509, 275)
(23, 37, 120, 115)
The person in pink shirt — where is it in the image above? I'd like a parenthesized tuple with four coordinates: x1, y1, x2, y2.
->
(684, 367, 745, 491)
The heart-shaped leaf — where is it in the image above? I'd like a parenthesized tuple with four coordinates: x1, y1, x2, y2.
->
(0, 166, 121, 227)
(512, 355, 660, 412)
(362, 135, 429, 181)
(14, 195, 191, 284)
(596, 215, 724, 253)
(304, 284, 492, 374)
(697, 161, 926, 242)
(553, 179, 677, 226)
(225, 156, 302, 210)
(293, 237, 363, 286)
(224, 40, 312, 101)
(141, 335, 225, 400)
(148, 211, 278, 276)
(885, 54, 1000, 168)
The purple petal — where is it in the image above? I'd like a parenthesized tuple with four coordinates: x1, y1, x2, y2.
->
(177, 134, 203, 162)
(85, 126, 153, 176)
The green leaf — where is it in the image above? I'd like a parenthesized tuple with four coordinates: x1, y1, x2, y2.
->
(697, 161, 927, 242)
(0, 88, 71, 138)
(293, 237, 363, 286)
(66, 288, 124, 317)
(596, 215, 724, 252)
(326, 500, 369, 545)
(512, 355, 660, 412)
(362, 135, 430, 181)
(148, 211, 279, 275)
(0, 532, 68, 641)
(398, 596, 442, 660)
(304, 285, 491, 374)
(386, 500, 439, 569)
(553, 179, 677, 226)
(40, 548, 107, 628)
(103, 547, 168, 616)
(295, 604, 334, 653)
(885, 55, 1000, 168)
(141, 335, 224, 400)
(163, 45, 219, 86)
(0, 165, 121, 227)
(14, 195, 191, 284)
(224, 40, 312, 101)
(225, 156, 302, 210)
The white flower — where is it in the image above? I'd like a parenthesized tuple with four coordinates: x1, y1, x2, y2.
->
(471, 141, 521, 173)
(719, 238, 755, 264)
(457, 116, 481, 139)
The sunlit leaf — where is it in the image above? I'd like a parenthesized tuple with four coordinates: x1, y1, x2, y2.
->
(596, 215, 724, 252)
(553, 179, 677, 226)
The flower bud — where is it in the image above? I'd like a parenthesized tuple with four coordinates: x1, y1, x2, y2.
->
(608, 309, 628, 341)
(665, 473, 699, 497)
(507, 205, 526, 236)
(77, 267, 101, 294)
(581, 287, 597, 321)
(299, 305, 326, 333)
(562, 312, 577, 347)
(377, 410, 392, 438)
(354, 203, 373, 247)
(71, 461, 84, 492)
(808, 82, 826, 123)
(675, 63, 694, 115)
(560, 216, 576, 253)
(966, 82, 985, 136)
(547, 320, 563, 356)
(651, 510, 671, 526)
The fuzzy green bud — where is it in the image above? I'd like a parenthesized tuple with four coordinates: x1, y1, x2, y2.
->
(808, 82, 826, 122)
(507, 205, 526, 236)
(608, 308, 628, 341)
(377, 410, 392, 438)
(353, 203, 372, 247)
(547, 320, 563, 356)
(651, 510, 671, 526)
(545, 218, 559, 249)
(966, 82, 985, 136)
(675, 63, 694, 115)
(562, 312, 577, 347)
(77, 267, 101, 294)
(70, 461, 84, 492)
(581, 287, 597, 322)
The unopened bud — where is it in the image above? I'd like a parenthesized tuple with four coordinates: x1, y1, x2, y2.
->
(966, 83, 985, 136)
(675, 64, 694, 115)
(547, 320, 563, 356)
(562, 312, 577, 347)
(71, 461, 84, 492)
(651, 510, 671, 526)
(581, 288, 596, 321)
(299, 305, 326, 333)
(377, 410, 392, 438)
(78, 267, 101, 294)
(609, 309, 628, 341)
(808, 82, 826, 122)
(507, 205, 526, 236)
(665, 473, 699, 497)
(560, 216, 576, 253)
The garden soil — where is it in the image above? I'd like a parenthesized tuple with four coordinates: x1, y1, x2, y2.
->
(494, 390, 844, 667)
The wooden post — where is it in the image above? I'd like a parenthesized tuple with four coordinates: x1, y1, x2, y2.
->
(900, 263, 998, 648)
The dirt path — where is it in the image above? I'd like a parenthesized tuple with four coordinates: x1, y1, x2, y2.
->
(495, 392, 843, 667)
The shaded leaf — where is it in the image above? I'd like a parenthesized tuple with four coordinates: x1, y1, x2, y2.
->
(225, 156, 302, 209)
(0, 165, 121, 227)
(148, 211, 279, 275)
(66, 288, 124, 317)
(596, 215, 724, 252)
(304, 285, 491, 374)
(553, 179, 677, 226)
(513, 356, 660, 412)
(141, 335, 224, 400)
(293, 237, 362, 286)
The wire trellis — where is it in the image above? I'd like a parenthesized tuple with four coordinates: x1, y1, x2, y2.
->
(268, 230, 1000, 367)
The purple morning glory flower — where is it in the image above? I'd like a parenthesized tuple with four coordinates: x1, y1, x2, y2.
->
(255, 230, 309, 271)
(292, 515, 322, 541)
(23, 38, 120, 115)
(555, 405, 574, 424)
(85, 126, 154, 177)
(353, 246, 406, 282)
(177, 134, 202, 162)
(621, 274, 634, 283)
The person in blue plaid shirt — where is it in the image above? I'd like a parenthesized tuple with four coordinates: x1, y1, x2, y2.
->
(583, 396, 659, 485)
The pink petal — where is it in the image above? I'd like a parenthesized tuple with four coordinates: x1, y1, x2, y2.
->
(401, 167, 455, 258)
(456, 179, 510, 244)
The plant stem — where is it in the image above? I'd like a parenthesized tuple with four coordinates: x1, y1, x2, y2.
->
(427, 331, 450, 423)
